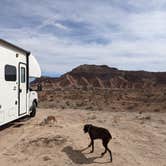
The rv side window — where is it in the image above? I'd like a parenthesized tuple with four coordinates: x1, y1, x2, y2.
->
(5, 65, 17, 81)
(21, 67, 25, 83)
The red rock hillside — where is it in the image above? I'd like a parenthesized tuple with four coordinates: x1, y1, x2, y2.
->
(31, 64, 166, 90)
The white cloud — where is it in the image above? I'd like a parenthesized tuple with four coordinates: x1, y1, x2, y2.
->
(1, 0, 166, 75)
(126, 11, 166, 38)
(54, 23, 70, 31)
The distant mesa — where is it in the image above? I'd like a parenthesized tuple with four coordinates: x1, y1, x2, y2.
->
(31, 64, 166, 90)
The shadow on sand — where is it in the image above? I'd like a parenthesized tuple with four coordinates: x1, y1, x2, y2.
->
(62, 146, 111, 165)
(0, 116, 30, 131)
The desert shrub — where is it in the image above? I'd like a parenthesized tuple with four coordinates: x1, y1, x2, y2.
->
(144, 116, 151, 120)
(86, 106, 94, 110)
(153, 108, 160, 112)
(66, 101, 70, 106)
(145, 93, 153, 98)
(48, 98, 54, 102)
(61, 106, 65, 109)
(39, 115, 57, 126)
(127, 105, 135, 110)
(43, 156, 51, 161)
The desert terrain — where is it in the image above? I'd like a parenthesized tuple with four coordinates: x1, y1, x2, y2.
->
(0, 65, 166, 166)
(0, 108, 165, 166)
(33, 65, 166, 113)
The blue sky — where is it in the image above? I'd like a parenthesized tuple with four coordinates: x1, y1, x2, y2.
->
(1, 0, 166, 76)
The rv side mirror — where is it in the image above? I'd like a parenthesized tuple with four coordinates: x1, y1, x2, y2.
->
(37, 84, 42, 91)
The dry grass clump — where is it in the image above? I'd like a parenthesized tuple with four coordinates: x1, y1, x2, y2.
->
(39, 116, 57, 126)
(136, 115, 151, 121)
(153, 108, 160, 112)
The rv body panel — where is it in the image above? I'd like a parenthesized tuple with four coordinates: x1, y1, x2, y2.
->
(0, 40, 41, 126)
(0, 45, 27, 125)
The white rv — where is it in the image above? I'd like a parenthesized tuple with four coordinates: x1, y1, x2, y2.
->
(0, 39, 41, 126)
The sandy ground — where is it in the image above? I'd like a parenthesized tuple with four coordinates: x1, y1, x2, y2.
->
(0, 108, 165, 166)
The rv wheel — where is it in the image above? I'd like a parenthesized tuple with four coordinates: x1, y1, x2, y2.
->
(30, 102, 36, 118)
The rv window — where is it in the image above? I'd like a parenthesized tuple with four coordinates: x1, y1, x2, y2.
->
(21, 67, 25, 83)
(5, 65, 17, 81)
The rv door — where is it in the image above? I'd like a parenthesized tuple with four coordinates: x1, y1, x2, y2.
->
(18, 63, 27, 115)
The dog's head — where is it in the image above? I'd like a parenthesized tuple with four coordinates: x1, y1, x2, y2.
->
(83, 124, 92, 133)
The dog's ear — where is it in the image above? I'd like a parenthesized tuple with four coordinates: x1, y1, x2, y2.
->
(87, 124, 92, 132)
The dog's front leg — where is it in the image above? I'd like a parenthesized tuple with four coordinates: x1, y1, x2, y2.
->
(90, 139, 94, 153)
(88, 141, 92, 147)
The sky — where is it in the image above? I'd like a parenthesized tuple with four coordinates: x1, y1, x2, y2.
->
(1, 0, 166, 76)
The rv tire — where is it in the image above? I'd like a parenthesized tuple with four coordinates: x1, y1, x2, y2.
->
(30, 102, 36, 118)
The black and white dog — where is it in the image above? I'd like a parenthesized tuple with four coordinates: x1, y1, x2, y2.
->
(83, 124, 112, 162)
